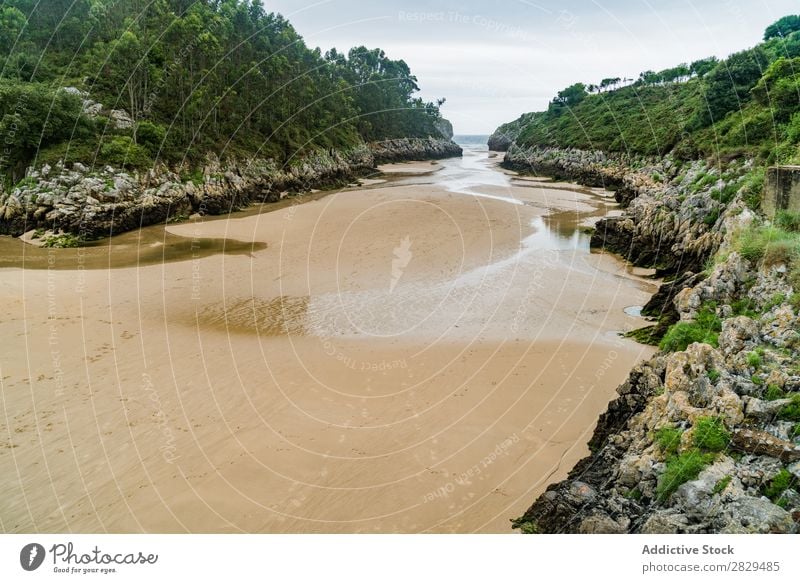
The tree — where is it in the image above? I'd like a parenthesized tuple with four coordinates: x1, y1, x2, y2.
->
(697, 47, 767, 126)
(638, 70, 660, 85)
(0, 0, 449, 174)
(0, 6, 26, 56)
(690, 57, 719, 78)
(600, 77, 621, 91)
(765, 15, 800, 40)
(750, 57, 800, 122)
(552, 83, 587, 107)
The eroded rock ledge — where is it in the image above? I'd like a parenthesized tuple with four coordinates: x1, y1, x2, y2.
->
(0, 137, 462, 240)
(507, 145, 800, 534)
(504, 145, 755, 274)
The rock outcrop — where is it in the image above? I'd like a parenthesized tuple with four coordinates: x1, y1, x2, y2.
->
(369, 137, 462, 163)
(504, 145, 753, 274)
(512, 159, 800, 533)
(0, 138, 461, 240)
(487, 112, 535, 152)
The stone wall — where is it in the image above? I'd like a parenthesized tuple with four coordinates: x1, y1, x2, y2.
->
(763, 166, 800, 218)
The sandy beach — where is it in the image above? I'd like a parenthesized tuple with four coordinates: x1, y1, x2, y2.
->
(0, 147, 656, 533)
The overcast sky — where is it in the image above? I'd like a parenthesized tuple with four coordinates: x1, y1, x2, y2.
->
(268, 0, 800, 135)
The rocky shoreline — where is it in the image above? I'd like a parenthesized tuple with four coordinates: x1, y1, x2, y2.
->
(504, 145, 754, 273)
(0, 137, 462, 241)
(505, 145, 800, 534)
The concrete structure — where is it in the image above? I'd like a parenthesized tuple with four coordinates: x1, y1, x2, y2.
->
(763, 166, 800, 218)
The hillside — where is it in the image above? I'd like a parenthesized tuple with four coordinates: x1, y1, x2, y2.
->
(496, 16, 800, 534)
(491, 17, 800, 163)
(0, 0, 452, 182)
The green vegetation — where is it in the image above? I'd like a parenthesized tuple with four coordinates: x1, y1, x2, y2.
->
(735, 225, 800, 273)
(660, 303, 722, 352)
(765, 15, 800, 40)
(654, 417, 730, 502)
(712, 475, 732, 495)
(763, 293, 788, 312)
(707, 369, 721, 383)
(731, 298, 758, 318)
(762, 469, 798, 508)
(0, 1, 449, 181)
(655, 426, 683, 457)
(692, 417, 731, 452)
(507, 16, 800, 164)
(776, 210, 800, 233)
(624, 324, 664, 346)
(778, 394, 800, 421)
(734, 223, 800, 302)
(747, 351, 763, 369)
(743, 168, 766, 210)
(625, 487, 643, 501)
(40, 232, 83, 248)
(511, 518, 539, 534)
(656, 449, 716, 502)
(764, 384, 787, 401)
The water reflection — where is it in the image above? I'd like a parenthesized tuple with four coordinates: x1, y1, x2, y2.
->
(525, 216, 592, 251)
(0, 229, 265, 271)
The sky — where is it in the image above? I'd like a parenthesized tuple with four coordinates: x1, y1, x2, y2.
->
(267, 0, 800, 135)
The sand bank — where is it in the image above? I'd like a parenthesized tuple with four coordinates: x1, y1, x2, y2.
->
(0, 150, 655, 532)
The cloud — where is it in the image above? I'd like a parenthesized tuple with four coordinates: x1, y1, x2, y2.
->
(270, 0, 800, 133)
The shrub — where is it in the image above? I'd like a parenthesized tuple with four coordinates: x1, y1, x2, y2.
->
(776, 210, 800, 233)
(762, 468, 797, 502)
(659, 304, 721, 352)
(712, 475, 732, 495)
(693, 417, 731, 452)
(742, 168, 765, 210)
(511, 519, 539, 534)
(625, 487, 643, 500)
(792, 293, 800, 311)
(134, 121, 167, 157)
(737, 228, 770, 262)
(40, 233, 84, 248)
(704, 208, 721, 226)
(656, 449, 716, 502)
(655, 426, 683, 457)
(660, 323, 716, 351)
(710, 182, 739, 205)
(99, 136, 152, 169)
(764, 240, 799, 267)
(763, 293, 788, 312)
(764, 384, 786, 401)
(778, 394, 800, 421)
(736, 225, 800, 265)
(731, 298, 758, 317)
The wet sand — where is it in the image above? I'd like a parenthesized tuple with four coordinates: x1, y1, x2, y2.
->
(0, 148, 656, 533)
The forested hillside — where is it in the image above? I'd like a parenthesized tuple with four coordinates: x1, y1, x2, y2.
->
(0, 0, 449, 181)
(493, 15, 800, 163)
